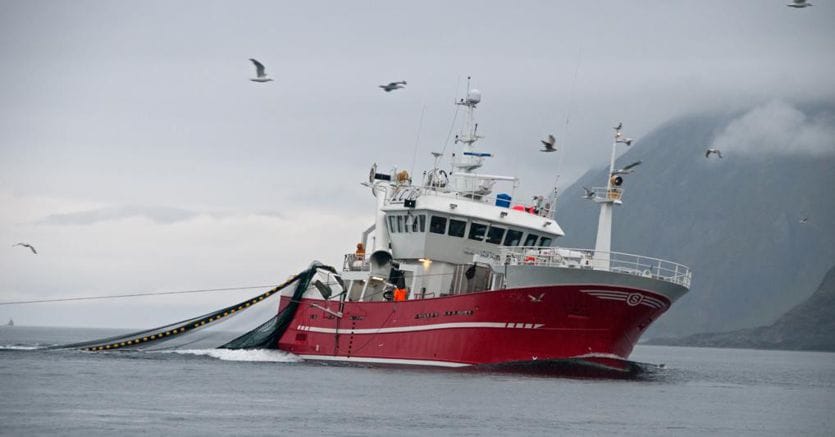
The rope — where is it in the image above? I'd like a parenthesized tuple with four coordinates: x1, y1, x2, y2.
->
(409, 104, 427, 176)
(0, 285, 280, 306)
(0, 268, 472, 307)
(554, 47, 583, 205)
(439, 75, 463, 157)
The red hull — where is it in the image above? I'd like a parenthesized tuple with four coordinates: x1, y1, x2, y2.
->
(276, 284, 670, 367)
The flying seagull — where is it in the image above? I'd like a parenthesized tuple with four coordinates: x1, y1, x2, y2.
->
(249, 58, 273, 82)
(616, 136, 633, 146)
(611, 160, 642, 175)
(787, 0, 813, 8)
(540, 134, 557, 152)
(705, 148, 723, 159)
(799, 216, 809, 224)
(614, 122, 622, 131)
(582, 186, 595, 199)
(379, 81, 407, 92)
(13, 243, 37, 254)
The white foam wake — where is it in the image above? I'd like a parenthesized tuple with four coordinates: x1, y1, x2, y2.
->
(0, 345, 41, 351)
(172, 348, 303, 363)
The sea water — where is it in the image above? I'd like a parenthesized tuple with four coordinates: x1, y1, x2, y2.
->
(1, 326, 833, 436)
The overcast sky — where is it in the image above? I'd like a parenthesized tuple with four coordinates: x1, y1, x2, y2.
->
(1, 1, 833, 328)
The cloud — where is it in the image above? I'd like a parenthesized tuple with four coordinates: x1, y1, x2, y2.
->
(37, 205, 197, 225)
(713, 101, 835, 157)
(35, 205, 284, 226)
(0, 192, 367, 327)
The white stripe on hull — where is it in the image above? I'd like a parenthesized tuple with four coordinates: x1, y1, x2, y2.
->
(580, 289, 668, 309)
(297, 354, 471, 368)
(297, 353, 630, 369)
(296, 321, 544, 335)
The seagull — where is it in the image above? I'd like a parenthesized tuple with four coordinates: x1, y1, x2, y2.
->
(787, 0, 813, 8)
(611, 160, 642, 175)
(379, 81, 407, 92)
(799, 216, 809, 224)
(614, 122, 622, 131)
(705, 148, 723, 159)
(13, 243, 37, 254)
(616, 137, 633, 146)
(540, 134, 557, 152)
(249, 59, 273, 82)
(528, 293, 545, 303)
(582, 186, 595, 199)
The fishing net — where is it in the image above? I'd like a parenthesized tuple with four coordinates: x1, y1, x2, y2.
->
(50, 262, 336, 352)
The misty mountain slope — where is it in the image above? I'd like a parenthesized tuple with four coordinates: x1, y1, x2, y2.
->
(553, 102, 835, 337)
(651, 264, 835, 351)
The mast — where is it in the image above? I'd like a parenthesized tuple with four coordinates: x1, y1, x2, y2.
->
(592, 123, 629, 269)
(449, 77, 490, 194)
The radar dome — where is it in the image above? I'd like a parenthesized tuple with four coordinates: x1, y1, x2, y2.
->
(466, 89, 482, 104)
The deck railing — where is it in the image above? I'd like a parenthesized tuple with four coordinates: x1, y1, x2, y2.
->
(590, 186, 623, 201)
(397, 186, 554, 218)
(343, 253, 370, 272)
(498, 246, 691, 288)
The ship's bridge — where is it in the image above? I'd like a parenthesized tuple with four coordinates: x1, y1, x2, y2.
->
(381, 186, 563, 265)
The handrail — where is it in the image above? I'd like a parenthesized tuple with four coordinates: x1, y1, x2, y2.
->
(499, 246, 691, 288)
(394, 185, 554, 218)
(590, 186, 623, 201)
(343, 253, 370, 272)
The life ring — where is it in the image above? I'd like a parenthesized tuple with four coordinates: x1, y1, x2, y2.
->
(524, 256, 536, 265)
(429, 169, 448, 188)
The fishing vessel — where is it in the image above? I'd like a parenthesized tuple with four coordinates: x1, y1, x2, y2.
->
(274, 86, 692, 373)
(61, 84, 690, 375)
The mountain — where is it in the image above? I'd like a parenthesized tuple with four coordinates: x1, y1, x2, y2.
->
(649, 265, 835, 351)
(554, 101, 835, 337)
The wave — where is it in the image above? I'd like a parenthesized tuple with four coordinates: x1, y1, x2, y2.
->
(0, 344, 42, 351)
(170, 348, 303, 363)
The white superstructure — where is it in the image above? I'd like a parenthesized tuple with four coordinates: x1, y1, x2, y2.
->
(338, 83, 690, 305)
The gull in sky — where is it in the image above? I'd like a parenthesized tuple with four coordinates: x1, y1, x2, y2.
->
(379, 81, 407, 92)
(13, 243, 37, 254)
(614, 122, 622, 131)
(787, 0, 813, 8)
(582, 186, 595, 199)
(615, 135, 633, 146)
(540, 134, 557, 152)
(249, 58, 273, 82)
(705, 148, 723, 159)
(611, 161, 642, 175)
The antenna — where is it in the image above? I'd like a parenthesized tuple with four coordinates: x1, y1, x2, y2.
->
(552, 46, 583, 210)
(409, 105, 427, 177)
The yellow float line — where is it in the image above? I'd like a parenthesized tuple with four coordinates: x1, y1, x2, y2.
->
(85, 274, 302, 351)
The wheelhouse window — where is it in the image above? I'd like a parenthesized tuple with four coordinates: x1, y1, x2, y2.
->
(408, 215, 419, 232)
(396, 215, 404, 233)
(418, 215, 426, 232)
(388, 216, 396, 234)
(429, 216, 447, 234)
(468, 223, 487, 241)
(539, 236, 553, 247)
(485, 226, 506, 244)
(503, 229, 523, 246)
(523, 233, 539, 246)
(448, 218, 467, 238)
